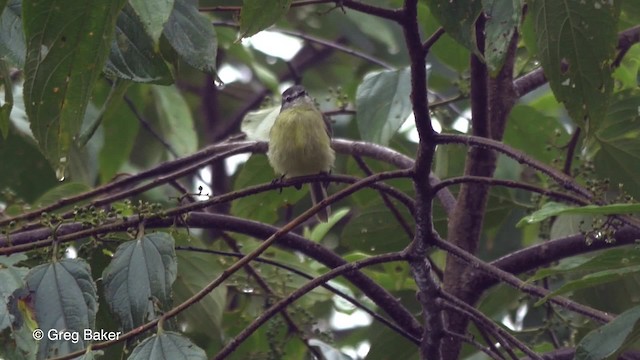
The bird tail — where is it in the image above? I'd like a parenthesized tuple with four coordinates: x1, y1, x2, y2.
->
(310, 182, 330, 223)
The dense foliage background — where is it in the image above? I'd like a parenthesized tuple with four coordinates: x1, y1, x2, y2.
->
(1, 0, 640, 359)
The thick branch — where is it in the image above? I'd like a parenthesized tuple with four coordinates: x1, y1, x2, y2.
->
(442, 28, 521, 358)
(400, 0, 443, 358)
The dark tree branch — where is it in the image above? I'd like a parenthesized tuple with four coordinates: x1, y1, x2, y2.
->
(399, 0, 443, 358)
(442, 25, 520, 357)
(1, 171, 415, 249)
(475, 226, 640, 292)
(562, 127, 581, 176)
(423, 27, 445, 52)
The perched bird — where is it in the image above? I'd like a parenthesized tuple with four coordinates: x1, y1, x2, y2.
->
(267, 85, 335, 222)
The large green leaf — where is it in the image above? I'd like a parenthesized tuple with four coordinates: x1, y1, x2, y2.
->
(341, 199, 414, 255)
(238, 0, 293, 39)
(482, 0, 523, 73)
(22, 0, 126, 172)
(32, 182, 90, 207)
(536, 265, 640, 305)
(151, 85, 198, 157)
(594, 138, 640, 199)
(163, 0, 217, 74)
(97, 82, 140, 182)
(503, 104, 569, 164)
(102, 233, 177, 331)
(173, 247, 226, 343)
(518, 201, 640, 227)
(593, 90, 640, 198)
(23, 259, 98, 359)
(530, 0, 620, 135)
(420, 3, 470, 72)
(422, 0, 482, 53)
(0, 131, 57, 202)
(355, 68, 413, 146)
(0, 0, 25, 67)
(128, 332, 206, 360)
(129, 0, 174, 45)
(596, 90, 640, 141)
(104, 3, 173, 84)
(576, 305, 640, 360)
(230, 155, 307, 224)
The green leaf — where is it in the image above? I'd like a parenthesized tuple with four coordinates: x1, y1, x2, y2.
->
(129, 0, 175, 45)
(0, 132, 57, 202)
(597, 90, 640, 141)
(345, 11, 400, 54)
(306, 207, 350, 243)
(98, 82, 140, 182)
(420, 3, 470, 72)
(240, 105, 279, 142)
(356, 68, 412, 146)
(535, 265, 640, 305)
(612, 44, 640, 90)
(0, 258, 28, 332)
(341, 200, 413, 255)
(422, 0, 482, 53)
(576, 305, 640, 360)
(32, 182, 90, 207)
(503, 104, 569, 163)
(563, 249, 640, 276)
(238, 0, 292, 39)
(163, 0, 217, 74)
(151, 85, 198, 157)
(0, 59, 11, 139)
(0, 0, 25, 67)
(128, 332, 206, 360)
(22, 0, 126, 171)
(530, 0, 620, 135)
(593, 90, 640, 198)
(230, 155, 306, 223)
(23, 259, 98, 359)
(173, 247, 226, 343)
(518, 201, 640, 227)
(0, 0, 7, 18)
(482, 0, 523, 73)
(102, 233, 177, 331)
(104, 3, 173, 84)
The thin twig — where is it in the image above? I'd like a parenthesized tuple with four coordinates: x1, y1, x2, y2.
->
(431, 175, 588, 205)
(213, 252, 408, 359)
(423, 27, 445, 53)
(175, 245, 420, 343)
(562, 127, 581, 176)
(220, 234, 325, 359)
(433, 234, 613, 323)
